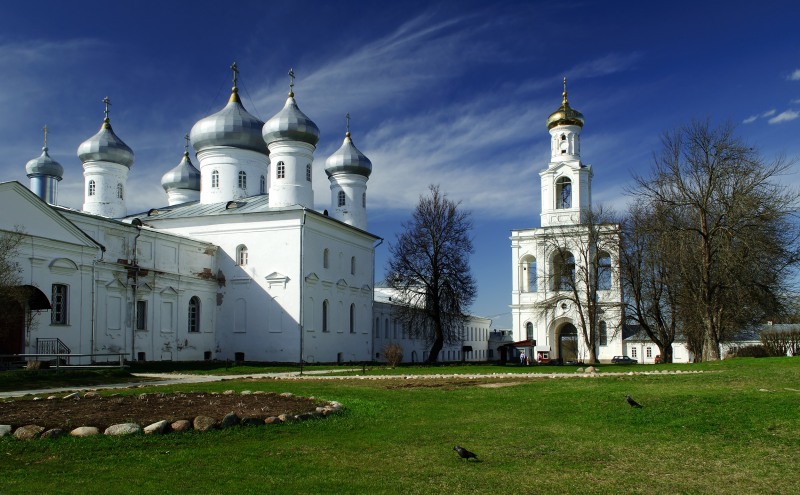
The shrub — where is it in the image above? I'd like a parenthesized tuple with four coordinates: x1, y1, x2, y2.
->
(729, 345, 769, 358)
(383, 344, 404, 368)
(760, 329, 800, 357)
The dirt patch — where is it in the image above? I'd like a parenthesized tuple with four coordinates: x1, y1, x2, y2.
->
(0, 391, 324, 431)
(476, 381, 523, 388)
(383, 378, 483, 390)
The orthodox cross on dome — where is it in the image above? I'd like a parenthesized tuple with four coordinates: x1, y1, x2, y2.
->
(231, 62, 239, 89)
(288, 68, 295, 95)
(562, 76, 568, 105)
(102, 96, 112, 120)
(345, 112, 351, 136)
(184, 133, 190, 154)
(42, 124, 48, 148)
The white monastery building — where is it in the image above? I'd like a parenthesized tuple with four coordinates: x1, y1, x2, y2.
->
(1, 66, 383, 364)
(510, 80, 624, 364)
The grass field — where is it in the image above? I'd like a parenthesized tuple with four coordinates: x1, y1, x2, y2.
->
(1, 358, 798, 494)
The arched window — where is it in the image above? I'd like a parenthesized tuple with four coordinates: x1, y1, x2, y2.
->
(117, 183, 124, 199)
(598, 252, 612, 290)
(236, 245, 248, 266)
(322, 300, 329, 332)
(384, 318, 389, 339)
(553, 250, 575, 290)
(362, 192, 366, 208)
(338, 190, 346, 207)
(374, 317, 380, 338)
(556, 177, 572, 209)
(238, 171, 247, 189)
(599, 321, 608, 346)
(323, 248, 329, 269)
(260, 175, 266, 194)
(306, 164, 312, 182)
(277, 161, 285, 179)
(211, 170, 220, 188)
(188, 296, 200, 333)
(526, 322, 534, 340)
(88, 180, 96, 196)
(349, 304, 355, 333)
(351, 256, 356, 275)
(521, 255, 537, 292)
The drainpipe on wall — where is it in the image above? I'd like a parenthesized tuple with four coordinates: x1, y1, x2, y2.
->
(90, 245, 106, 364)
(371, 238, 384, 362)
(131, 224, 142, 362)
(299, 208, 306, 374)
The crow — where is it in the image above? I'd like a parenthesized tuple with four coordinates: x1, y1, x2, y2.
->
(626, 394, 643, 408)
(453, 445, 478, 461)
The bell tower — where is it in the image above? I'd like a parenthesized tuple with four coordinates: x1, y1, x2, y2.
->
(539, 78, 592, 227)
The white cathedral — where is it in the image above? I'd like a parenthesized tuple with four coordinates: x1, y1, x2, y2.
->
(510, 80, 624, 363)
(0, 66, 387, 364)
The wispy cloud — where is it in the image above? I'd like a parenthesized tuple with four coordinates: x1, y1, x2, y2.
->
(742, 115, 758, 124)
(768, 110, 799, 124)
(568, 52, 643, 79)
(788, 69, 800, 81)
(762, 109, 776, 117)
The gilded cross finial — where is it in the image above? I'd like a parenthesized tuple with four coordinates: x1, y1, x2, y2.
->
(345, 113, 351, 136)
(184, 133, 190, 155)
(102, 96, 112, 122)
(562, 77, 568, 106)
(231, 62, 239, 89)
(42, 124, 48, 149)
(288, 68, 295, 96)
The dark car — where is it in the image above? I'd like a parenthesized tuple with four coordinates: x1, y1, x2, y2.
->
(611, 355, 637, 364)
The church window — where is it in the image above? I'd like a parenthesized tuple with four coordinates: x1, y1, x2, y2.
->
(556, 177, 572, 209)
(277, 162, 285, 179)
(362, 192, 366, 208)
(306, 164, 312, 182)
(350, 304, 356, 333)
(323, 248, 329, 269)
(526, 322, 533, 340)
(374, 317, 380, 338)
(553, 250, 575, 291)
(351, 256, 356, 275)
(631, 347, 637, 358)
(211, 170, 219, 188)
(322, 300, 329, 332)
(51, 284, 68, 325)
(260, 175, 265, 194)
(384, 318, 389, 338)
(338, 191, 346, 207)
(136, 300, 147, 330)
(522, 256, 537, 292)
(188, 296, 200, 333)
(117, 183, 124, 200)
(236, 245, 248, 266)
(599, 321, 607, 346)
(646, 346, 652, 358)
(238, 171, 247, 189)
(598, 252, 612, 290)
(88, 180, 96, 196)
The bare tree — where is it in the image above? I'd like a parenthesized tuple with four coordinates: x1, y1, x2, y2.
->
(537, 206, 622, 364)
(386, 185, 477, 363)
(620, 200, 682, 363)
(0, 228, 26, 345)
(630, 120, 800, 361)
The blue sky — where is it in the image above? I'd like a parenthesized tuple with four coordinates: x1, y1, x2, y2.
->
(2, 1, 799, 328)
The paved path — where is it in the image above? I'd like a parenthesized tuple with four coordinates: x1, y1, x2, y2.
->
(0, 368, 704, 399)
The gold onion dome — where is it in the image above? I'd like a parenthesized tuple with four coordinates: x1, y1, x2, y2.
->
(77, 100, 134, 168)
(546, 78, 584, 130)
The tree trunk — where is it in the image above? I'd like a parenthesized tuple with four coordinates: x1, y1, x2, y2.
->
(427, 337, 443, 363)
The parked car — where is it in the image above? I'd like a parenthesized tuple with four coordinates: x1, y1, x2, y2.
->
(611, 355, 637, 364)
(654, 355, 662, 364)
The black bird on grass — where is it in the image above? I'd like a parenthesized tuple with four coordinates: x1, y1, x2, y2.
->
(626, 394, 643, 408)
(453, 445, 479, 461)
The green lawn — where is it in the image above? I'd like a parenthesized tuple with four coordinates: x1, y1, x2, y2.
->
(1, 358, 798, 494)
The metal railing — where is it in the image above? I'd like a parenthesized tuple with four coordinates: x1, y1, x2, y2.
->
(36, 338, 71, 357)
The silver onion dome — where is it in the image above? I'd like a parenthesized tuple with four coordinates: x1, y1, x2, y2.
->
(325, 132, 372, 177)
(262, 94, 320, 146)
(26, 146, 64, 179)
(161, 151, 200, 192)
(189, 89, 267, 154)
(77, 120, 134, 168)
